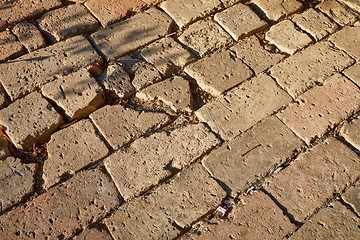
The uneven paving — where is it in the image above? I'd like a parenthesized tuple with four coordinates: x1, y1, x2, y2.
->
(0, 0, 359, 239)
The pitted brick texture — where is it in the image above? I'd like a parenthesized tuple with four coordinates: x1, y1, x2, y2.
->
(104, 123, 220, 200)
(341, 117, 360, 151)
(344, 63, 360, 87)
(12, 21, 47, 52)
(342, 181, 360, 215)
(329, 25, 360, 60)
(90, 8, 173, 61)
(317, 0, 357, 26)
(0, 168, 121, 239)
(0, 36, 102, 101)
(265, 137, 359, 222)
(0, 29, 25, 62)
(90, 104, 170, 150)
(251, 0, 303, 21)
(0, 92, 63, 149)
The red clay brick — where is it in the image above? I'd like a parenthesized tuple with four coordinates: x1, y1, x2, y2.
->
(0, 168, 121, 239)
(181, 191, 295, 240)
(0, 0, 62, 30)
(290, 201, 360, 239)
(277, 74, 360, 144)
(265, 137, 359, 222)
(85, 0, 146, 27)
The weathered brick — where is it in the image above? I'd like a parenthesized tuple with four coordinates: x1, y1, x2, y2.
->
(43, 119, 110, 188)
(231, 35, 284, 74)
(251, 0, 303, 21)
(290, 202, 360, 239)
(74, 227, 113, 240)
(85, 0, 145, 27)
(105, 163, 225, 239)
(341, 117, 360, 151)
(181, 191, 295, 240)
(265, 20, 312, 55)
(214, 3, 268, 40)
(178, 18, 232, 57)
(265, 137, 359, 222)
(196, 73, 292, 140)
(0, 92, 63, 149)
(132, 62, 162, 91)
(0, 135, 10, 160)
(0, 84, 8, 110)
(203, 132, 276, 193)
(12, 21, 47, 52)
(277, 74, 360, 144)
(344, 63, 360, 87)
(140, 37, 195, 77)
(90, 105, 170, 150)
(270, 41, 354, 98)
(342, 181, 360, 215)
(249, 115, 304, 163)
(292, 8, 338, 41)
(0, 0, 62, 30)
(90, 8, 173, 61)
(0, 157, 36, 211)
(0, 35, 102, 101)
(136, 76, 192, 112)
(38, 4, 99, 43)
(42, 68, 105, 120)
(221, 0, 246, 8)
(184, 49, 253, 96)
(160, 0, 222, 29)
(116, 55, 144, 74)
(0, 29, 25, 62)
(317, 0, 357, 25)
(339, 0, 360, 12)
(98, 64, 135, 99)
(329, 25, 360, 60)
(0, 168, 121, 239)
(104, 123, 220, 200)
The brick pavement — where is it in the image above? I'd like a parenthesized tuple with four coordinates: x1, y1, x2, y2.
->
(0, 0, 359, 239)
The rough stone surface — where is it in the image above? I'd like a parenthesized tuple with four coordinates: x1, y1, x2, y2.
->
(178, 18, 232, 57)
(344, 63, 360, 87)
(105, 163, 225, 239)
(38, 4, 99, 43)
(0, 168, 121, 239)
(132, 62, 162, 91)
(74, 227, 114, 240)
(277, 74, 360, 144)
(90, 8, 173, 61)
(0, 92, 63, 149)
(231, 35, 284, 74)
(0, 135, 10, 160)
(0, 157, 36, 211)
(12, 21, 47, 52)
(42, 68, 105, 120)
(98, 64, 135, 99)
(317, 0, 357, 25)
(0, 35, 102, 101)
(185, 49, 253, 96)
(104, 123, 220, 200)
(290, 202, 360, 240)
(140, 37, 195, 77)
(270, 41, 354, 98)
(90, 105, 170, 150)
(265, 20, 312, 55)
(203, 131, 276, 193)
(214, 3, 268, 40)
(342, 181, 360, 215)
(43, 120, 110, 189)
(0, 29, 25, 62)
(136, 76, 192, 112)
(0, 0, 62, 30)
(292, 8, 338, 41)
(251, 0, 303, 21)
(160, 0, 222, 29)
(341, 117, 360, 151)
(0, 85, 8, 110)
(339, 0, 360, 12)
(85, 0, 145, 27)
(265, 137, 359, 222)
(249, 115, 304, 163)
(181, 191, 295, 240)
(196, 73, 292, 140)
(329, 26, 360, 60)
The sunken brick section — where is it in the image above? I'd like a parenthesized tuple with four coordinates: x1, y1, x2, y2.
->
(0, 168, 121, 239)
